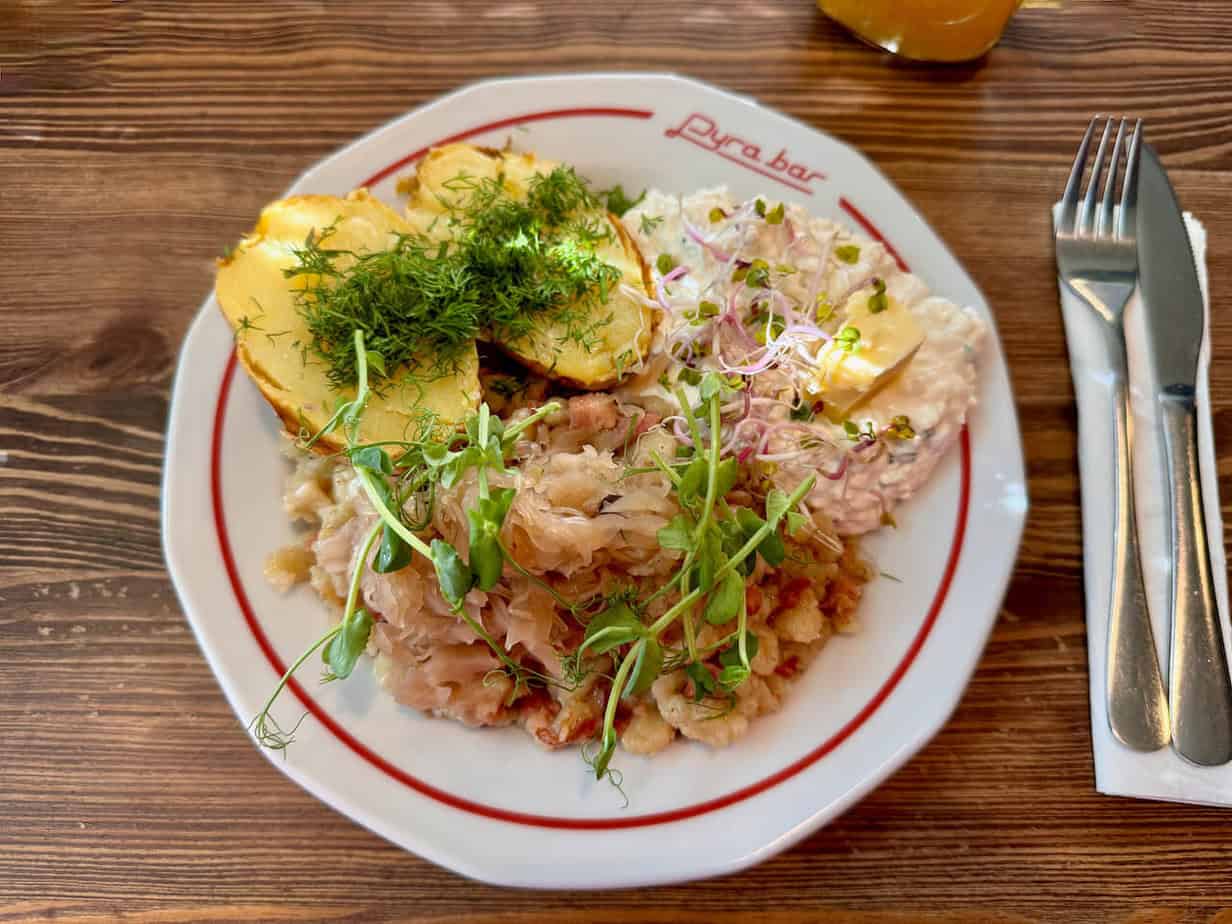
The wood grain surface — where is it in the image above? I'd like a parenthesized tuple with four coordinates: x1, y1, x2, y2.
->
(3, 1, 1232, 921)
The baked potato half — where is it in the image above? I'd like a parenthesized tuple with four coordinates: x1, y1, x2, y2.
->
(401, 143, 655, 390)
(215, 189, 481, 453)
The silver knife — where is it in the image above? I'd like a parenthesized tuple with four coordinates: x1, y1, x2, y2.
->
(1137, 144, 1232, 766)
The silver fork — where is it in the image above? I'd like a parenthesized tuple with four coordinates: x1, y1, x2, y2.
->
(1055, 116, 1170, 751)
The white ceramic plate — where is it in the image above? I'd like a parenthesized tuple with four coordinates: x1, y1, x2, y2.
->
(163, 73, 1027, 888)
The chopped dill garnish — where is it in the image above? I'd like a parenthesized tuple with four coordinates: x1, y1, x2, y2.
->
(599, 184, 645, 216)
(638, 213, 664, 235)
(284, 166, 623, 391)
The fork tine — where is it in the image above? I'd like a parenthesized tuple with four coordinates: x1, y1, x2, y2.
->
(1096, 119, 1127, 238)
(1059, 116, 1098, 234)
(1080, 118, 1113, 236)
(1118, 119, 1144, 241)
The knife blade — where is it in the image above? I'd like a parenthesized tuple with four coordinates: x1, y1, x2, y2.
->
(1137, 144, 1232, 766)
(1138, 147, 1205, 394)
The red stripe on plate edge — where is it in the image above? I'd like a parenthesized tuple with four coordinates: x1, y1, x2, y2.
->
(359, 107, 654, 188)
(840, 196, 909, 272)
(210, 109, 970, 830)
(213, 361, 969, 829)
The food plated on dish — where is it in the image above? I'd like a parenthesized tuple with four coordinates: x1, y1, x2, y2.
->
(214, 140, 985, 785)
(164, 73, 1027, 887)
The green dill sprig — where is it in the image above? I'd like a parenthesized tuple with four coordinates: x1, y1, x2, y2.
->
(599, 184, 645, 216)
(284, 166, 623, 392)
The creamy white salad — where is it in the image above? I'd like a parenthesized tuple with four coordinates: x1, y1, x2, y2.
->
(621, 188, 985, 535)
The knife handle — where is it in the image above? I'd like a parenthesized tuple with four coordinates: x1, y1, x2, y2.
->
(1160, 393, 1232, 765)
(1103, 337, 1171, 752)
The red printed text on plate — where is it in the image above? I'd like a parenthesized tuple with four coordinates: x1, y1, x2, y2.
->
(664, 112, 827, 195)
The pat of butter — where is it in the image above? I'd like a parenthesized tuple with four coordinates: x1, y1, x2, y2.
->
(806, 292, 924, 416)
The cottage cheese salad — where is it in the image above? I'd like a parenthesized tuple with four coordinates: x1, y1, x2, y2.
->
(621, 188, 985, 536)
(214, 143, 984, 792)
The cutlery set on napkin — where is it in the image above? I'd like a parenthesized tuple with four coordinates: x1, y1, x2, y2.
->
(1054, 117, 1232, 805)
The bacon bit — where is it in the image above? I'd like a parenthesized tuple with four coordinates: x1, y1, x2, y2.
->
(745, 584, 764, 617)
(564, 716, 600, 745)
(634, 411, 662, 436)
(518, 686, 559, 718)
(568, 393, 620, 432)
(774, 656, 800, 679)
(777, 577, 813, 612)
(534, 727, 563, 748)
(821, 574, 864, 613)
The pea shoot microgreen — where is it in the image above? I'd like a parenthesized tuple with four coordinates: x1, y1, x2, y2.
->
(254, 331, 566, 748)
(251, 519, 383, 751)
(580, 371, 817, 782)
(256, 333, 828, 799)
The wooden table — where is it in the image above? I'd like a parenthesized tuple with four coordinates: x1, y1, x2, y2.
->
(4, 1, 1231, 921)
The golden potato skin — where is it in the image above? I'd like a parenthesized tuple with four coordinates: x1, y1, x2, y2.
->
(215, 189, 480, 453)
(402, 143, 655, 390)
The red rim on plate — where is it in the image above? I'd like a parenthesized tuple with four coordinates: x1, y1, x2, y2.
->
(210, 108, 971, 830)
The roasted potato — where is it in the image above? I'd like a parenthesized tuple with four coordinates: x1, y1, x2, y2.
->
(215, 189, 481, 453)
(401, 143, 655, 390)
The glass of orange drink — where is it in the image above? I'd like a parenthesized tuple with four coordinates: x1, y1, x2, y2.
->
(818, 0, 1025, 62)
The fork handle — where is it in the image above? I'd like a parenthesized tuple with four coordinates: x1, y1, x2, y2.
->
(1160, 393, 1232, 765)
(1103, 328, 1170, 751)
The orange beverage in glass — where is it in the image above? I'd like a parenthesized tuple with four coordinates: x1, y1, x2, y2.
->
(819, 0, 1024, 62)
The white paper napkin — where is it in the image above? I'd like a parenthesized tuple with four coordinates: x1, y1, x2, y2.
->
(1055, 209, 1232, 805)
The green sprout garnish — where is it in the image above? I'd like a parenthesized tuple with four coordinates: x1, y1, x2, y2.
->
(886, 415, 915, 439)
(790, 402, 815, 422)
(579, 372, 816, 783)
(867, 278, 888, 314)
(835, 244, 861, 264)
(815, 296, 835, 324)
(733, 258, 770, 289)
(834, 325, 860, 352)
(843, 419, 876, 443)
(256, 330, 826, 796)
(255, 331, 566, 750)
